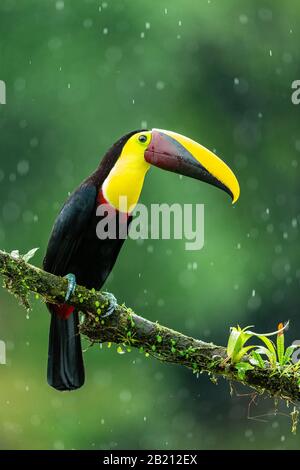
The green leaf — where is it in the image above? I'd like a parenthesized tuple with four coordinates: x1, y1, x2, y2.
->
(227, 328, 239, 357)
(226, 326, 255, 364)
(232, 335, 252, 363)
(246, 322, 289, 337)
(234, 345, 259, 363)
(258, 335, 276, 357)
(239, 330, 253, 344)
(23, 247, 39, 262)
(240, 325, 255, 332)
(254, 346, 277, 367)
(277, 330, 285, 365)
(235, 362, 254, 380)
(250, 350, 265, 368)
(227, 327, 243, 359)
(282, 345, 299, 365)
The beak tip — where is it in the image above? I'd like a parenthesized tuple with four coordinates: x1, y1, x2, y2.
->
(231, 188, 240, 205)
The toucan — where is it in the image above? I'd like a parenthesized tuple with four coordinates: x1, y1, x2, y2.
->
(43, 128, 240, 391)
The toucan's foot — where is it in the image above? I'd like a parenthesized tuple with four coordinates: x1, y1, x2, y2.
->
(101, 292, 117, 318)
(64, 273, 77, 302)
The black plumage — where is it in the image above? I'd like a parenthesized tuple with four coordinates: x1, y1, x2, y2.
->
(43, 130, 142, 391)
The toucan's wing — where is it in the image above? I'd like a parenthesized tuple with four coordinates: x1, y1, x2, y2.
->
(43, 184, 97, 276)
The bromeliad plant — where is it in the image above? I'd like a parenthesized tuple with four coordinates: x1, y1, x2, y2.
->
(250, 322, 298, 370)
(225, 321, 296, 380)
(225, 325, 259, 379)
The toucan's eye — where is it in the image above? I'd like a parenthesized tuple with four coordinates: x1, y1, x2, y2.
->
(138, 134, 147, 143)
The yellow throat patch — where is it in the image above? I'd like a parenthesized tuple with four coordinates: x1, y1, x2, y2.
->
(102, 131, 151, 213)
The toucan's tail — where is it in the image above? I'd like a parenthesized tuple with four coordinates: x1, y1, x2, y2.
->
(47, 306, 85, 391)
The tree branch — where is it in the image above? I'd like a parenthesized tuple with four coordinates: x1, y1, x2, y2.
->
(0, 249, 300, 403)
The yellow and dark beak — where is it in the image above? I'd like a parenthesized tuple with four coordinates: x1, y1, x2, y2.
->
(144, 129, 240, 203)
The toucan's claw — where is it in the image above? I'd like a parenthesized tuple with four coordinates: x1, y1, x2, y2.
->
(101, 292, 117, 318)
(64, 273, 77, 301)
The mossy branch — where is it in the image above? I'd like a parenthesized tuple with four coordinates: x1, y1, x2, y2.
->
(0, 249, 300, 403)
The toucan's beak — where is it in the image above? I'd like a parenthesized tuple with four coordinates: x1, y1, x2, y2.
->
(144, 129, 240, 204)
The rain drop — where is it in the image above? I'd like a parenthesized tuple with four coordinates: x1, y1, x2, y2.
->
(156, 81, 165, 91)
(55, 1, 64, 10)
(239, 14, 248, 24)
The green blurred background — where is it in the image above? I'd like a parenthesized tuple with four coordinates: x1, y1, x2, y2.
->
(0, 0, 299, 450)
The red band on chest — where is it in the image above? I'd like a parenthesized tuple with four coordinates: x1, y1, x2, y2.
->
(97, 189, 108, 206)
(97, 188, 130, 222)
(54, 304, 75, 320)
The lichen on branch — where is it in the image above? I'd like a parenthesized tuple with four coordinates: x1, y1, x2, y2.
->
(0, 248, 300, 404)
